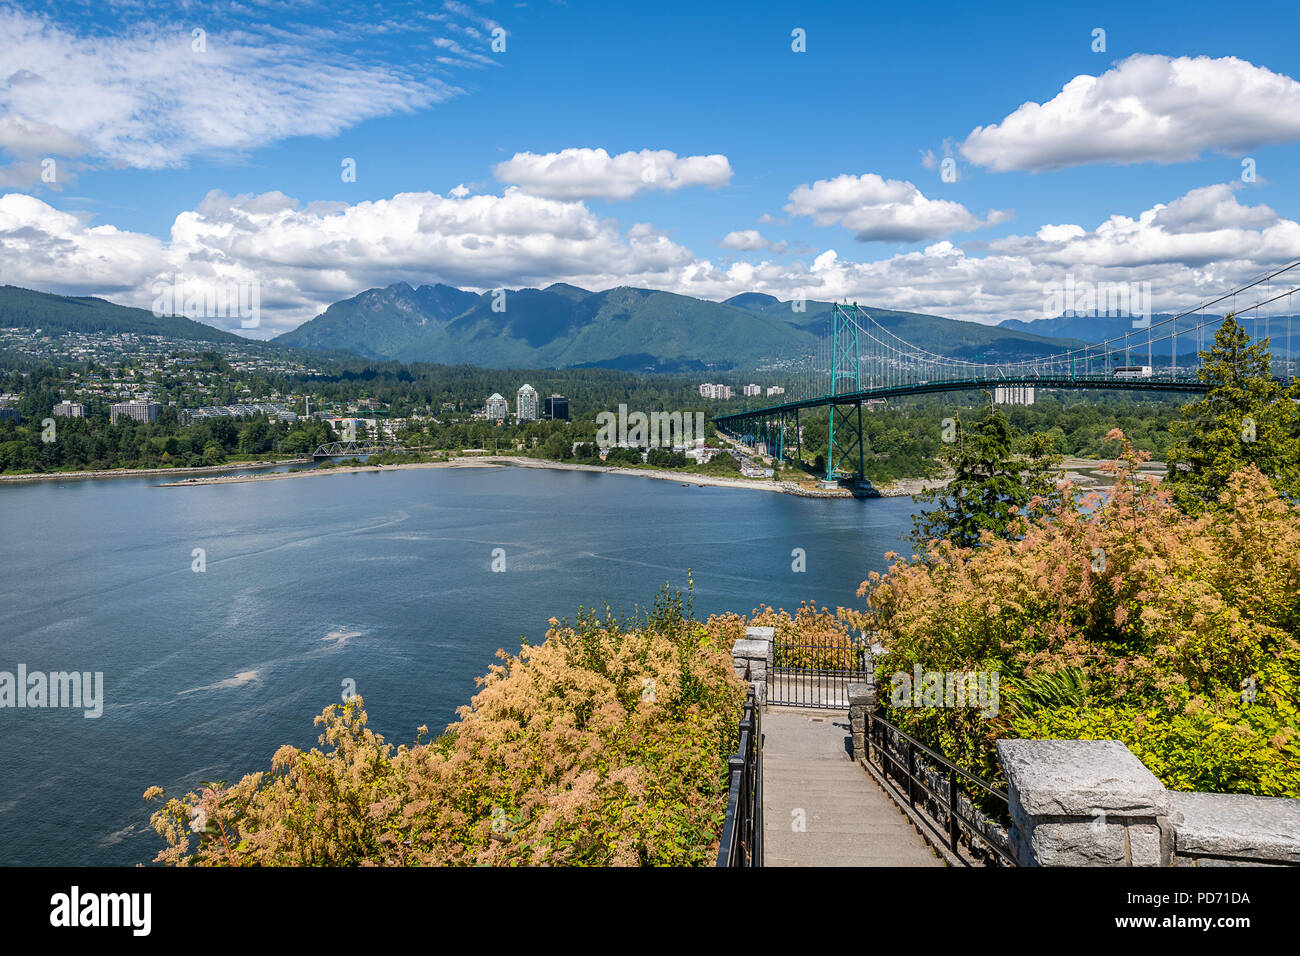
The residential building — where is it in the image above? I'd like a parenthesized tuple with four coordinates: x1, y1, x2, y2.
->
(993, 386, 1035, 406)
(110, 400, 159, 423)
(766, 386, 786, 397)
(53, 401, 85, 418)
(517, 384, 539, 421)
(698, 383, 733, 400)
(743, 384, 761, 397)
(486, 393, 509, 420)
(544, 394, 569, 420)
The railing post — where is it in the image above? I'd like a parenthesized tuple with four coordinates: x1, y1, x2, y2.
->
(948, 766, 959, 852)
(907, 739, 916, 808)
(847, 682, 874, 764)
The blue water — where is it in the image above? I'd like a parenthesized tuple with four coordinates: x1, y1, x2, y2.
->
(0, 465, 917, 865)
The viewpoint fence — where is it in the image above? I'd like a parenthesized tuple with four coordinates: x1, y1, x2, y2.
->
(864, 706, 1017, 866)
(716, 686, 762, 867)
(768, 630, 872, 709)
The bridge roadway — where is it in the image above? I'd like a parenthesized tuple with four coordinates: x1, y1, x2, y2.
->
(762, 708, 942, 867)
(716, 373, 1210, 427)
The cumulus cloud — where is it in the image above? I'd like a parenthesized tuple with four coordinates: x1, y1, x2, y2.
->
(783, 173, 1011, 242)
(0, 8, 457, 180)
(5, 182, 1299, 337)
(493, 148, 733, 200)
(720, 229, 768, 251)
(961, 54, 1300, 172)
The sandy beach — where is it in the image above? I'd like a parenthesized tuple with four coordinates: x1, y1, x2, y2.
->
(150, 454, 860, 496)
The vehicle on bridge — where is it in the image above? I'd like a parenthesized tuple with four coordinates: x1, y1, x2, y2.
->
(1113, 365, 1153, 379)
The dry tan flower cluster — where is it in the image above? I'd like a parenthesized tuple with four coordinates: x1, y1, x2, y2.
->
(145, 585, 750, 866)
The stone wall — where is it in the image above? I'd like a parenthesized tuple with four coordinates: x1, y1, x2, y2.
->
(997, 738, 1300, 867)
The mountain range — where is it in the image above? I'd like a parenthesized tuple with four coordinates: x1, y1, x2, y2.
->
(272, 282, 1081, 371)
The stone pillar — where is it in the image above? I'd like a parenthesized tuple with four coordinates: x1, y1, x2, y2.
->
(847, 682, 875, 763)
(732, 626, 773, 704)
(996, 739, 1173, 867)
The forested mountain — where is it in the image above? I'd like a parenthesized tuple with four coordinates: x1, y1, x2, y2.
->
(275, 281, 1079, 369)
(0, 285, 247, 344)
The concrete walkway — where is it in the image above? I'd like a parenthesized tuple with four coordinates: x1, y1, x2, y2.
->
(762, 708, 942, 866)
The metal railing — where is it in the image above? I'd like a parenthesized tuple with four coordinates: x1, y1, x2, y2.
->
(769, 633, 871, 709)
(866, 707, 1017, 866)
(716, 686, 762, 867)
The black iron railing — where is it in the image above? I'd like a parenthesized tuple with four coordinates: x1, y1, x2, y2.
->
(768, 632, 871, 709)
(716, 687, 762, 867)
(866, 707, 1017, 866)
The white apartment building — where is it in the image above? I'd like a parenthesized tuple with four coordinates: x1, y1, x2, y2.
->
(53, 400, 85, 418)
(993, 386, 1035, 406)
(516, 384, 539, 421)
(766, 386, 785, 397)
(109, 400, 159, 423)
(743, 384, 761, 397)
(486, 393, 509, 420)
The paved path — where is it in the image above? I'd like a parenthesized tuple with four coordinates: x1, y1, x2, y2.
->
(762, 709, 942, 867)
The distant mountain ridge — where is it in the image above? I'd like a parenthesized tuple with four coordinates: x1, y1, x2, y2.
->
(274, 282, 1082, 371)
(0, 285, 247, 344)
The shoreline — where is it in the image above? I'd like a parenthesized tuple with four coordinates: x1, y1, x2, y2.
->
(2, 453, 1156, 497)
(0, 457, 315, 483)
(151, 455, 858, 496)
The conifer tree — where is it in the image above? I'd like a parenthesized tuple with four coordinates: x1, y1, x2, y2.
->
(1167, 314, 1300, 512)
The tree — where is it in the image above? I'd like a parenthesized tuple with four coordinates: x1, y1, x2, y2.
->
(1166, 314, 1300, 513)
(910, 404, 1061, 550)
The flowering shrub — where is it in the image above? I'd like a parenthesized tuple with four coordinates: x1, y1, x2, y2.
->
(847, 433, 1300, 796)
(145, 583, 749, 866)
(709, 603, 865, 671)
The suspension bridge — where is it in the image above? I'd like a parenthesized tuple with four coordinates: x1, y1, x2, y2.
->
(716, 262, 1300, 488)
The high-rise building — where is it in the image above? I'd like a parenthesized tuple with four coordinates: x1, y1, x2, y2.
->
(110, 400, 159, 423)
(516, 384, 539, 421)
(53, 400, 85, 418)
(486, 393, 509, 420)
(993, 386, 1035, 406)
(544, 395, 569, 420)
(743, 384, 761, 397)
(765, 386, 785, 397)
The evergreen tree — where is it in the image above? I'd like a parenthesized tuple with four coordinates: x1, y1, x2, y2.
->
(910, 404, 1061, 550)
(1166, 314, 1300, 512)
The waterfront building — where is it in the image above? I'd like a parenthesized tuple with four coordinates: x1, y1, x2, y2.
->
(486, 393, 509, 420)
(517, 384, 539, 421)
(544, 395, 569, 420)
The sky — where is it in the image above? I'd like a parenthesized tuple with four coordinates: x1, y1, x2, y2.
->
(2, 0, 1300, 338)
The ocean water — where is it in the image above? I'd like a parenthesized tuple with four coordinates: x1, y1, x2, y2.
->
(0, 464, 917, 865)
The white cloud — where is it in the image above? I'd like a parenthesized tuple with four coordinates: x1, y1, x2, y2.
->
(720, 229, 768, 251)
(961, 54, 1300, 173)
(5, 182, 1300, 338)
(0, 8, 456, 179)
(783, 173, 1011, 242)
(493, 148, 733, 200)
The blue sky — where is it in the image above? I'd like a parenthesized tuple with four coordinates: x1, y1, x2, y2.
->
(3, 0, 1300, 336)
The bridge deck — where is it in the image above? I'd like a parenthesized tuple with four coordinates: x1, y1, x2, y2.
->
(716, 374, 1210, 426)
(762, 709, 942, 867)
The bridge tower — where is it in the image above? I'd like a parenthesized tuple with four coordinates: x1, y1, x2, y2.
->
(825, 304, 866, 483)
